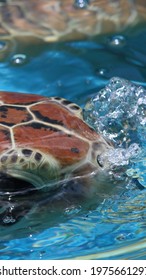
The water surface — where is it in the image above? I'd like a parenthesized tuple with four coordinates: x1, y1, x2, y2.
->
(0, 23, 146, 259)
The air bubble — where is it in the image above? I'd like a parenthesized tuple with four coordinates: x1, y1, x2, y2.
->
(10, 54, 28, 66)
(107, 35, 126, 48)
(96, 68, 108, 77)
(0, 41, 7, 51)
(3, 215, 16, 224)
(116, 234, 126, 241)
(57, 80, 62, 87)
(74, 0, 89, 9)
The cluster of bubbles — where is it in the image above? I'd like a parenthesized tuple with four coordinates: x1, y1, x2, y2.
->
(84, 77, 146, 186)
(96, 35, 127, 78)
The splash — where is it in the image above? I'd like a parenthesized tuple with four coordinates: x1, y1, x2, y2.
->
(84, 77, 146, 186)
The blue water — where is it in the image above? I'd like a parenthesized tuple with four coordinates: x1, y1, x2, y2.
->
(0, 23, 146, 259)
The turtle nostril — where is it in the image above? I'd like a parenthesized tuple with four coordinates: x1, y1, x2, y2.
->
(97, 155, 104, 168)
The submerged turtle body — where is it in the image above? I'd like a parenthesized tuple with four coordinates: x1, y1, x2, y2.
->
(0, 91, 112, 190)
(0, 0, 146, 42)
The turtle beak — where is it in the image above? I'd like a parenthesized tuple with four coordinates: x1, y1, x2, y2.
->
(96, 148, 114, 170)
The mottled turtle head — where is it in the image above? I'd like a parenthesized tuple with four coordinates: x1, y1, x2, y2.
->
(67, 130, 114, 184)
(91, 140, 113, 170)
(0, 91, 113, 191)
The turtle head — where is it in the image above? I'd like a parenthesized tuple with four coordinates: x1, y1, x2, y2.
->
(91, 137, 114, 171)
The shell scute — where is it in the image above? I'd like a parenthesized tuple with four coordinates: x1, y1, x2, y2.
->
(32, 107, 64, 127)
(41, 134, 89, 167)
(13, 123, 89, 167)
(0, 91, 46, 105)
(13, 122, 61, 145)
(0, 125, 11, 153)
(0, 105, 32, 126)
(31, 101, 98, 141)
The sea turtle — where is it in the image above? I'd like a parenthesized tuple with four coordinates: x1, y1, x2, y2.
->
(0, 90, 113, 197)
(0, 0, 146, 43)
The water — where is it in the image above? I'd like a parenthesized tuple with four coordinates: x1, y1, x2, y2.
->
(84, 77, 146, 187)
(0, 23, 146, 259)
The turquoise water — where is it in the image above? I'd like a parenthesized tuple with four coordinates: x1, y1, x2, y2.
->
(0, 23, 146, 259)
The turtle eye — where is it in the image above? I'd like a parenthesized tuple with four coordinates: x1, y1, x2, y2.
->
(97, 155, 104, 168)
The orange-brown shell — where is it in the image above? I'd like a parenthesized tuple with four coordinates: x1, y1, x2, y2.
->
(0, 91, 100, 168)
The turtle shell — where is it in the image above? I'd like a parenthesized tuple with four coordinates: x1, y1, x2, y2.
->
(0, 91, 111, 188)
(0, 0, 146, 42)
